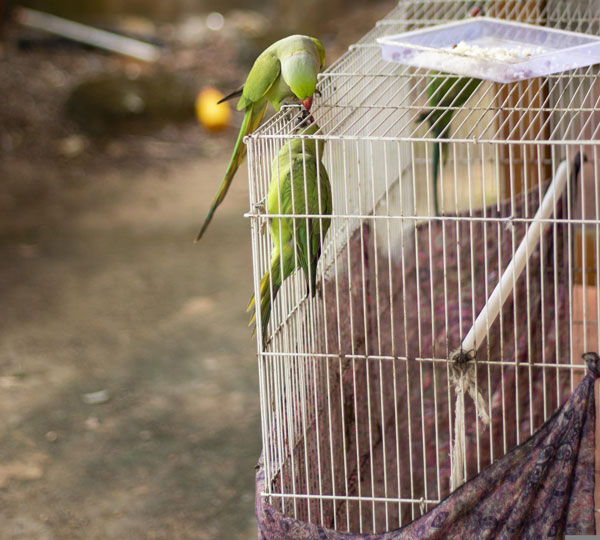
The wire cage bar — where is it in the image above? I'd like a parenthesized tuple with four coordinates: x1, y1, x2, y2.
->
(247, 0, 600, 535)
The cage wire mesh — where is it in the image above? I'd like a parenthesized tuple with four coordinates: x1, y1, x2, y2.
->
(246, 0, 600, 535)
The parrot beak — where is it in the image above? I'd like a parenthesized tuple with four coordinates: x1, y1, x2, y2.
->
(301, 97, 313, 111)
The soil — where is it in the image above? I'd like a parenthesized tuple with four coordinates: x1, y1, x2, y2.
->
(0, 3, 394, 538)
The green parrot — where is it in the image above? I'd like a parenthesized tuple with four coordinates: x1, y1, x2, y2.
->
(419, 73, 482, 215)
(248, 120, 332, 345)
(419, 4, 484, 216)
(196, 34, 326, 241)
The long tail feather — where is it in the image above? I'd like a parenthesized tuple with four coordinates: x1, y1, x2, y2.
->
(248, 256, 282, 346)
(430, 118, 451, 217)
(196, 101, 267, 241)
(432, 139, 441, 216)
(217, 86, 243, 104)
(310, 244, 322, 298)
(569, 151, 586, 211)
(296, 220, 320, 298)
(305, 254, 319, 298)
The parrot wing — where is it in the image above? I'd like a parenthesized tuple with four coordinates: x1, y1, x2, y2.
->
(288, 155, 329, 295)
(237, 51, 281, 111)
(308, 161, 332, 294)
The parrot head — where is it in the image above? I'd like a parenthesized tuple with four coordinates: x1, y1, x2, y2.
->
(277, 111, 323, 157)
(281, 53, 320, 110)
(294, 111, 324, 155)
(295, 107, 315, 128)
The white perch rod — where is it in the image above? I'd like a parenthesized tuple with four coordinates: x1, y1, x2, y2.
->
(14, 7, 161, 62)
(461, 159, 569, 354)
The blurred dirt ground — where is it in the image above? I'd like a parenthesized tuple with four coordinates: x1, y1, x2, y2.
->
(0, 4, 393, 539)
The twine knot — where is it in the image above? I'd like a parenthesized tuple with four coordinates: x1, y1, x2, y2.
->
(451, 348, 474, 366)
(583, 352, 600, 380)
(449, 348, 489, 492)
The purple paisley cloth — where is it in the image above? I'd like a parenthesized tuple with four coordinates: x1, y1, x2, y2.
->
(256, 352, 598, 539)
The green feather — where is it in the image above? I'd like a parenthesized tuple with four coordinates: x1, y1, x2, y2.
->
(196, 101, 267, 241)
(198, 35, 325, 240)
(248, 123, 332, 345)
(419, 73, 481, 215)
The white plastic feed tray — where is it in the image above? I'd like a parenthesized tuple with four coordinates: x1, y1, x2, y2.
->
(378, 17, 600, 83)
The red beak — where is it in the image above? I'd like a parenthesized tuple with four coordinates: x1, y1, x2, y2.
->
(470, 6, 481, 16)
(301, 97, 313, 111)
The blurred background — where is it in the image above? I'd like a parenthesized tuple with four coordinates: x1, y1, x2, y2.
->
(0, 0, 393, 538)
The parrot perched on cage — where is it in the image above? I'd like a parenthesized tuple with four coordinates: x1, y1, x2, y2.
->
(248, 118, 332, 345)
(419, 74, 482, 216)
(196, 34, 326, 241)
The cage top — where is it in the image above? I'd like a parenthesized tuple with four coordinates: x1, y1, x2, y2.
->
(248, 0, 600, 145)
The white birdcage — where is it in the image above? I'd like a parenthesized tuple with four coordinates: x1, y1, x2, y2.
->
(246, 0, 600, 535)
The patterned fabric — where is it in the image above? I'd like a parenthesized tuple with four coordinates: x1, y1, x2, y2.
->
(257, 353, 598, 539)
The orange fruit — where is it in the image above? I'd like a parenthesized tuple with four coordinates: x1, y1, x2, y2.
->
(195, 87, 232, 132)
